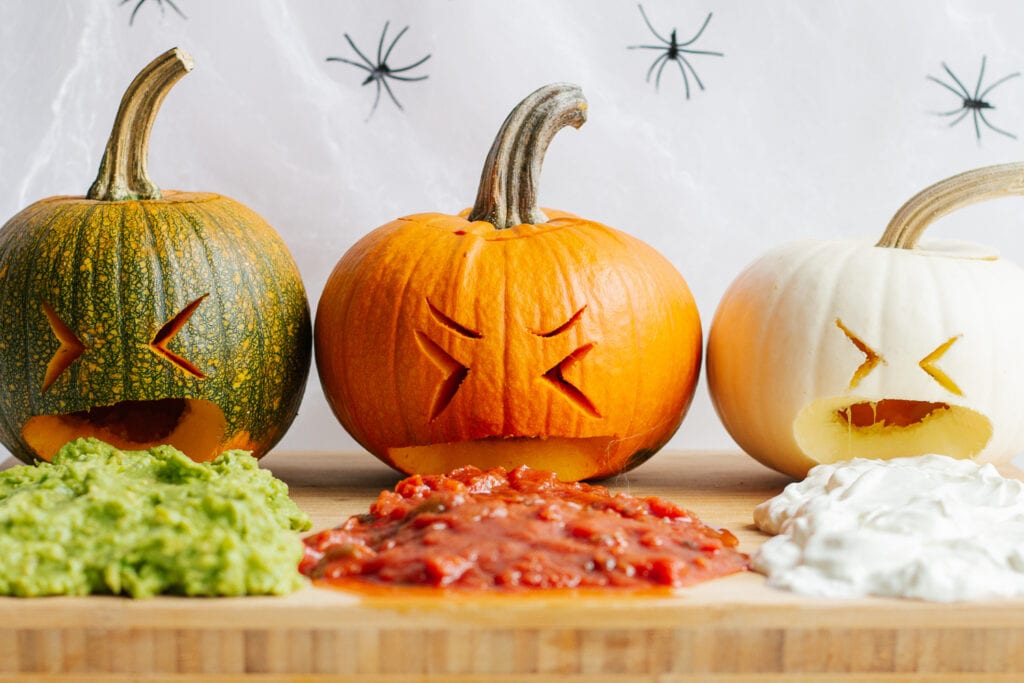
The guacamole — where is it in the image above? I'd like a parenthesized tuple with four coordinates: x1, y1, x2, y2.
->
(0, 438, 311, 598)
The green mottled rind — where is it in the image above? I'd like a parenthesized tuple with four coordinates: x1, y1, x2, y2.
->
(0, 438, 311, 598)
(0, 192, 312, 462)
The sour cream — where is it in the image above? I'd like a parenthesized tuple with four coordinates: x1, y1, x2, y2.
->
(753, 455, 1024, 601)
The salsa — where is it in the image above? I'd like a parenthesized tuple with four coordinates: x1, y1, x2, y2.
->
(300, 465, 747, 590)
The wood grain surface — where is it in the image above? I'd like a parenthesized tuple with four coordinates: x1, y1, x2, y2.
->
(1, 449, 1023, 682)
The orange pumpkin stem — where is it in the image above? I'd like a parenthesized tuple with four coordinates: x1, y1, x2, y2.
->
(87, 48, 194, 202)
(876, 162, 1024, 249)
(468, 83, 588, 230)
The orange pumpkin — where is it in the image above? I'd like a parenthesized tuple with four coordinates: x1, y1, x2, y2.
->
(315, 83, 701, 481)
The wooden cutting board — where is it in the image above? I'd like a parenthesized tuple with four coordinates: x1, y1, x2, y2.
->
(2, 449, 1023, 682)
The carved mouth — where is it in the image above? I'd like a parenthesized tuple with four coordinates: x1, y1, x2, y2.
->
(388, 436, 616, 482)
(793, 397, 992, 465)
(22, 398, 227, 462)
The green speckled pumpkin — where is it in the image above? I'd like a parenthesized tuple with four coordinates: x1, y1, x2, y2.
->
(0, 48, 312, 463)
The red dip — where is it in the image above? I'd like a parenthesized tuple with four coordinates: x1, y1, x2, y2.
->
(300, 466, 748, 590)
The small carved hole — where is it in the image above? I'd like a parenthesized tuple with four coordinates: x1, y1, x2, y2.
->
(533, 306, 587, 338)
(150, 295, 208, 379)
(426, 299, 482, 339)
(542, 343, 601, 418)
(415, 331, 470, 420)
(41, 301, 85, 393)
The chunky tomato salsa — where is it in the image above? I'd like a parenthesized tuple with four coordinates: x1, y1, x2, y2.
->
(300, 466, 747, 590)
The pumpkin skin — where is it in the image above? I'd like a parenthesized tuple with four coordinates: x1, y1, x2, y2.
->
(707, 163, 1024, 478)
(315, 85, 701, 481)
(0, 50, 311, 463)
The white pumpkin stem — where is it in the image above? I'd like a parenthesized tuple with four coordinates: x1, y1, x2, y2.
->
(87, 48, 194, 202)
(877, 162, 1024, 249)
(468, 83, 587, 230)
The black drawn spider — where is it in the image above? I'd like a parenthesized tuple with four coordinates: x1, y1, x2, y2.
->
(120, 0, 185, 26)
(627, 4, 723, 97)
(326, 22, 431, 119)
(928, 56, 1020, 141)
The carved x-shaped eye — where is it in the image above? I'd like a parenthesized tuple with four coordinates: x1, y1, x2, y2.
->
(838, 319, 964, 397)
(415, 299, 481, 420)
(919, 336, 963, 396)
(149, 295, 209, 378)
(41, 301, 85, 393)
(836, 319, 884, 390)
(535, 306, 601, 418)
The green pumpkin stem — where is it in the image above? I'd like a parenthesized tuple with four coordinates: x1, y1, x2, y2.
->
(87, 48, 194, 202)
(467, 83, 588, 230)
(876, 162, 1024, 249)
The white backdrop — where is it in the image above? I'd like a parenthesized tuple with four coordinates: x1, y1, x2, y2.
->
(1, 0, 1023, 462)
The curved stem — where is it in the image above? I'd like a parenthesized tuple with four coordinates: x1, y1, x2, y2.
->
(467, 83, 587, 229)
(87, 48, 194, 202)
(876, 162, 1024, 249)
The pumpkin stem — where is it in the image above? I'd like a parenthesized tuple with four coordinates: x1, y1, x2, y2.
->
(467, 83, 587, 230)
(87, 48, 194, 202)
(876, 162, 1024, 249)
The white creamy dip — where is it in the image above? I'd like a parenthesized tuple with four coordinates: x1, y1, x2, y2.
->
(753, 455, 1024, 601)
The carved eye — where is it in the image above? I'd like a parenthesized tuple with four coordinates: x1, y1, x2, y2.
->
(535, 306, 601, 418)
(41, 301, 85, 393)
(149, 295, 209, 379)
(919, 335, 963, 396)
(415, 299, 481, 420)
(835, 319, 885, 389)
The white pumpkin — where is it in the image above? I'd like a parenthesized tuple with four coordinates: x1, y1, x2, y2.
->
(707, 163, 1024, 478)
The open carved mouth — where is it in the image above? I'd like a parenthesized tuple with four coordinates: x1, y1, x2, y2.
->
(22, 398, 227, 462)
(793, 397, 993, 465)
(388, 436, 617, 482)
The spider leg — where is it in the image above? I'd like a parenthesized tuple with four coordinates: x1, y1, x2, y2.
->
(387, 73, 429, 82)
(326, 56, 373, 73)
(128, 0, 146, 25)
(679, 13, 714, 47)
(162, 0, 186, 20)
(978, 109, 1017, 139)
(628, 44, 671, 50)
(973, 55, 987, 100)
(928, 74, 968, 100)
(655, 56, 677, 95)
(679, 56, 705, 92)
(674, 58, 695, 98)
(941, 63, 972, 99)
(636, 4, 671, 45)
(946, 108, 970, 127)
(382, 25, 411, 65)
(344, 33, 377, 70)
(389, 53, 432, 74)
(381, 77, 405, 111)
(679, 47, 724, 57)
(972, 108, 982, 141)
(369, 78, 384, 116)
(376, 21, 390, 67)
(645, 53, 669, 83)
(979, 71, 1021, 99)
(936, 106, 969, 117)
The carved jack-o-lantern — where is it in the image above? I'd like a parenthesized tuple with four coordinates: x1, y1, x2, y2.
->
(315, 84, 702, 481)
(0, 50, 312, 463)
(708, 163, 1024, 478)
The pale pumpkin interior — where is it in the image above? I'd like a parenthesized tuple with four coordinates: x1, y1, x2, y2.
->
(22, 398, 227, 462)
(793, 397, 992, 464)
(388, 437, 616, 482)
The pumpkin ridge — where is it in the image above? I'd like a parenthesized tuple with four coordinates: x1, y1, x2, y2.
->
(49, 203, 104, 399)
(192, 200, 270, 436)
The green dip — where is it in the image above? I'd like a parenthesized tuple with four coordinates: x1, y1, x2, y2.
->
(0, 438, 311, 598)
